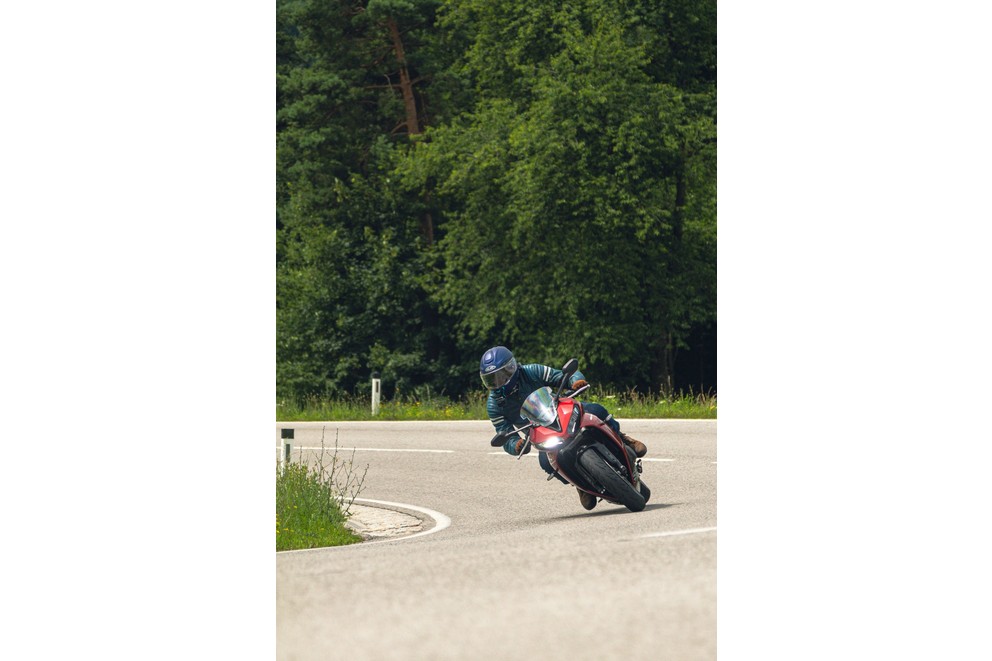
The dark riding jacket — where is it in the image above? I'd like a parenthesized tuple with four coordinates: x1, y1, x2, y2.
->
(486, 363, 586, 456)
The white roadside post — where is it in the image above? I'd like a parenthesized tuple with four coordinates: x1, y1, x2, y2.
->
(280, 428, 294, 473)
(371, 371, 381, 416)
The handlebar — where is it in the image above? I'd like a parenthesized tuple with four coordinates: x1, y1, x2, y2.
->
(565, 384, 590, 399)
(490, 423, 535, 447)
(489, 383, 591, 450)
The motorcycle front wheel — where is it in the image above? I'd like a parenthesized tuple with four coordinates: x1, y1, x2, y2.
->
(578, 446, 646, 512)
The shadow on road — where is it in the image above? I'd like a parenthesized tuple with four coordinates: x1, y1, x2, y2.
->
(540, 502, 677, 522)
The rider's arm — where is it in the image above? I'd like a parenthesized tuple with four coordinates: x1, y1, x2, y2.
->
(487, 396, 522, 456)
(524, 363, 586, 390)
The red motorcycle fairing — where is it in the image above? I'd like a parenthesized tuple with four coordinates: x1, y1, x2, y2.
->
(560, 398, 578, 427)
(529, 398, 579, 449)
(548, 410, 640, 500)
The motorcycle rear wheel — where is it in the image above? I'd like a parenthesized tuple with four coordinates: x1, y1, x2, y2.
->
(578, 447, 646, 512)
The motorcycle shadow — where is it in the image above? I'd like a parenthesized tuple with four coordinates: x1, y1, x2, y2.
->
(546, 502, 676, 522)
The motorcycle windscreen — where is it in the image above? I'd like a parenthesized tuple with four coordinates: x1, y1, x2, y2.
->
(520, 386, 558, 427)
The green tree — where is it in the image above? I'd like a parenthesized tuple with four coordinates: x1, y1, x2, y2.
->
(276, 0, 717, 398)
(401, 0, 716, 391)
(277, 0, 454, 399)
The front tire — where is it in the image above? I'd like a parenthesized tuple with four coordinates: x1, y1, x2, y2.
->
(639, 479, 651, 504)
(578, 446, 646, 512)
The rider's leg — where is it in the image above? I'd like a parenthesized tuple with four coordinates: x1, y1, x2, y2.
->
(582, 402, 620, 434)
(581, 402, 647, 458)
(577, 487, 597, 510)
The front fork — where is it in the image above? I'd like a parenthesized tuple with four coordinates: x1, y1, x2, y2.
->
(623, 443, 643, 486)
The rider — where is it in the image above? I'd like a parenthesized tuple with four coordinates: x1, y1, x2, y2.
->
(480, 345, 647, 510)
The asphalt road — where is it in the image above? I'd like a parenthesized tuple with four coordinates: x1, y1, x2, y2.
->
(276, 419, 717, 661)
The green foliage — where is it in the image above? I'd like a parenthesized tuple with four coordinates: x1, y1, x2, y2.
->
(277, 388, 715, 422)
(400, 0, 716, 389)
(277, 0, 471, 400)
(583, 388, 717, 420)
(276, 462, 363, 551)
(276, 431, 371, 550)
(278, 389, 489, 421)
(277, 0, 716, 400)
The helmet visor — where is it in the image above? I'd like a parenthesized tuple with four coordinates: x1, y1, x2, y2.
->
(481, 357, 518, 390)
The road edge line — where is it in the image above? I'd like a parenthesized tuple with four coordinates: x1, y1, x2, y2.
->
(276, 499, 452, 555)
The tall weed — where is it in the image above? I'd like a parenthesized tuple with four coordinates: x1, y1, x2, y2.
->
(276, 429, 369, 551)
(278, 389, 715, 421)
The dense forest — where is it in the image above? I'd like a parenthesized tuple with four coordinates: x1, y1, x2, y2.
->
(276, 0, 716, 401)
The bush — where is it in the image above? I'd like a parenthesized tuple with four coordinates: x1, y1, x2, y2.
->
(276, 432, 368, 551)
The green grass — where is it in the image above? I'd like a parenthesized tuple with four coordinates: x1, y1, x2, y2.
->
(276, 448, 365, 551)
(585, 389, 718, 419)
(277, 389, 716, 421)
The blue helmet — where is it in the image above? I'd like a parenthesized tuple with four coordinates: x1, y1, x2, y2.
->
(480, 346, 519, 391)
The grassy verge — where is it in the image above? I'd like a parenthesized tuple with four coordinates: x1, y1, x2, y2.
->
(276, 435, 368, 551)
(277, 389, 716, 421)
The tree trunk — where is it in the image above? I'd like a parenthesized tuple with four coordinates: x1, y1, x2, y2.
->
(673, 141, 687, 244)
(656, 142, 689, 396)
(659, 330, 674, 397)
(386, 18, 434, 247)
(387, 18, 420, 136)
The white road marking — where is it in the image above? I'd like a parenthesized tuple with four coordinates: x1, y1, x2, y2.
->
(280, 446, 454, 453)
(640, 527, 716, 539)
(351, 498, 452, 544)
(488, 453, 677, 462)
(487, 452, 680, 463)
(276, 499, 452, 554)
(283, 448, 703, 462)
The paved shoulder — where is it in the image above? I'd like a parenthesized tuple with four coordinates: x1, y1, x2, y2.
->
(345, 503, 424, 541)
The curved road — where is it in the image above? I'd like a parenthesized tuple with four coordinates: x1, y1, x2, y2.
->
(276, 419, 716, 660)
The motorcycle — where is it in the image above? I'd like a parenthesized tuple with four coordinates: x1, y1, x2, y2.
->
(490, 359, 650, 512)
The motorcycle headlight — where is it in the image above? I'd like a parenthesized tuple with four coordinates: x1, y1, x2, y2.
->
(535, 436, 565, 451)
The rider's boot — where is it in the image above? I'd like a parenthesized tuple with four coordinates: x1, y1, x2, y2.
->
(621, 433, 647, 458)
(577, 488, 597, 510)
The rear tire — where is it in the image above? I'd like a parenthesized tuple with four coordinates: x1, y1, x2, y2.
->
(578, 446, 646, 512)
(639, 479, 651, 504)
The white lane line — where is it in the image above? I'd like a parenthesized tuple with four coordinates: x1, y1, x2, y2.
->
(279, 446, 454, 453)
(284, 447, 688, 461)
(283, 448, 695, 462)
(487, 453, 676, 462)
(640, 527, 716, 539)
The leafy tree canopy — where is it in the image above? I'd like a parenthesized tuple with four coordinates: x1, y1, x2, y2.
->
(277, 0, 716, 399)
